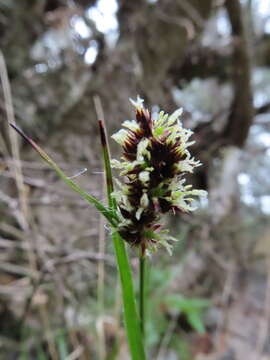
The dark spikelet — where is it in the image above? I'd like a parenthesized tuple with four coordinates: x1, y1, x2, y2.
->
(122, 109, 153, 161)
(123, 134, 140, 161)
(136, 108, 153, 137)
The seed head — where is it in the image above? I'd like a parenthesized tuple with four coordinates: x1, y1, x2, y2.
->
(111, 96, 207, 254)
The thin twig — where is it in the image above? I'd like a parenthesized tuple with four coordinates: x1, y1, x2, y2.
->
(0, 130, 9, 157)
(65, 345, 84, 360)
(19, 251, 115, 329)
(224, 0, 254, 147)
(0, 222, 27, 240)
(0, 50, 29, 230)
(40, 302, 59, 360)
(255, 257, 270, 358)
(156, 316, 178, 360)
(216, 262, 235, 349)
(156, 9, 195, 39)
(0, 53, 40, 336)
(68, 330, 87, 360)
(0, 262, 39, 279)
(177, 0, 205, 28)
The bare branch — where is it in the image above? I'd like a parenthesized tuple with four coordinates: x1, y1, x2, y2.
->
(223, 0, 254, 147)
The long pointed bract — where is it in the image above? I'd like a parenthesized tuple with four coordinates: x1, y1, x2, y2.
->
(10, 123, 117, 227)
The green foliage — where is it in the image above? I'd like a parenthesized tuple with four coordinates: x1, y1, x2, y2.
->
(146, 266, 209, 353)
(164, 295, 209, 334)
(36, 346, 47, 360)
(55, 330, 69, 359)
(18, 328, 70, 360)
(172, 338, 192, 360)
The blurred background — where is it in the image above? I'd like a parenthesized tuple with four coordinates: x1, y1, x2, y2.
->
(0, 0, 270, 359)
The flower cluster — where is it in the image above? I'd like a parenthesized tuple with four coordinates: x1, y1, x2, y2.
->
(111, 97, 207, 254)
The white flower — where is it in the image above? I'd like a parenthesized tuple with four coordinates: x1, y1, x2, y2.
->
(139, 171, 150, 184)
(111, 129, 128, 145)
(129, 95, 144, 110)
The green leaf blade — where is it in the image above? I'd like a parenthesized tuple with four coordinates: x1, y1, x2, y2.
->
(10, 123, 117, 227)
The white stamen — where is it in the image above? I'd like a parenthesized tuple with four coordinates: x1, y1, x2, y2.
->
(129, 95, 144, 110)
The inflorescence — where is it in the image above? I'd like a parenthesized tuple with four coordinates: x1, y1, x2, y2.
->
(111, 97, 207, 255)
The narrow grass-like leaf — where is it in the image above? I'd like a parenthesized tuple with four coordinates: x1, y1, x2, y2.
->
(10, 123, 118, 227)
(164, 294, 209, 333)
(56, 331, 69, 360)
(186, 311, 206, 334)
(105, 338, 119, 360)
(98, 115, 146, 360)
(36, 345, 48, 360)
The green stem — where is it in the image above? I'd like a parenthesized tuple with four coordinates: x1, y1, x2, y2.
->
(98, 111, 146, 360)
(139, 254, 146, 336)
(112, 232, 146, 360)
